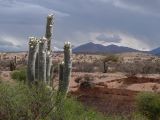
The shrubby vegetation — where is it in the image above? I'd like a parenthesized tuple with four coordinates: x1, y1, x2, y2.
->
(0, 80, 152, 120)
(11, 68, 26, 82)
(117, 61, 160, 77)
(73, 54, 160, 75)
(136, 92, 160, 120)
(0, 82, 108, 120)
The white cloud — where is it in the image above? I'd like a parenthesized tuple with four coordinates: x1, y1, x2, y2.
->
(96, 33, 121, 43)
(94, 32, 151, 51)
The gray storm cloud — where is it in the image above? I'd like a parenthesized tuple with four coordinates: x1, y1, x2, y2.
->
(0, 0, 160, 51)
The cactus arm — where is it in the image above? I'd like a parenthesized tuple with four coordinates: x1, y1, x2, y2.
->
(58, 42, 72, 97)
(38, 37, 47, 82)
(63, 42, 72, 93)
(27, 37, 39, 84)
(45, 14, 53, 51)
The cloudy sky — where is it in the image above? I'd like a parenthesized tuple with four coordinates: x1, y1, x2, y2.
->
(0, 0, 160, 51)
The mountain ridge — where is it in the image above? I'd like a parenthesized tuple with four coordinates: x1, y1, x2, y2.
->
(150, 47, 160, 55)
(73, 42, 141, 54)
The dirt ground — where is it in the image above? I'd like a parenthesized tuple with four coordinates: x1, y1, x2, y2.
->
(69, 72, 160, 115)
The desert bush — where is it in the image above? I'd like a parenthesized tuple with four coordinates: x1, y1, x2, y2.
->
(136, 92, 160, 120)
(0, 82, 56, 120)
(117, 61, 160, 76)
(75, 74, 95, 89)
(116, 62, 141, 77)
(11, 68, 26, 82)
(55, 97, 107, 120)
(0, 82, 108, 120)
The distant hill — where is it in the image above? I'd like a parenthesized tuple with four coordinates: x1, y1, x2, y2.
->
(150, 47, 160, 55)
(73, 42, 140, 53)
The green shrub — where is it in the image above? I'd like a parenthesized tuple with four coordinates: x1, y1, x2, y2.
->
(0, 82, 56, 120)
(136, 92, 160, 120)
(11, 68, 26, 82)
(0, 82, 108, 120)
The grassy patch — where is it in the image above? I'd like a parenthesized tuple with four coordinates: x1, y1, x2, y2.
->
(11, 68, 26, 82)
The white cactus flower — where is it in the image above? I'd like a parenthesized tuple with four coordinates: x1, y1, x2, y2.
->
(29, 37, 34, 39)
(47, 51, 51, 55)
(67, 41, 71, 45)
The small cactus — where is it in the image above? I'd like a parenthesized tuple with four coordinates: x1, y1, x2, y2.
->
(27, 37, 39, 84)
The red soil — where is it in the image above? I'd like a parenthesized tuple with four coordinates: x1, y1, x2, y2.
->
(70, 86, 138, 115)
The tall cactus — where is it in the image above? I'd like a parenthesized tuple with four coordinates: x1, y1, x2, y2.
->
(27, 37, 39, 84)
(38, 37, 47, 82)
(58, 42, 72, 97)
(45, 14, 54, 85)
(27, 15, 72, 98)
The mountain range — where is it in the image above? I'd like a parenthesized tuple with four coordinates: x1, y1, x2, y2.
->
(0, 42, 160, 55)
(73, 42, 160, 55)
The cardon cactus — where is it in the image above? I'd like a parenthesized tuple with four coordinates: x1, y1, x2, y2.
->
(58, 42, 72, 97)
(27, 15, 72, 98)
(38, 37, 47, 82)
(27, 37, 39, 84)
